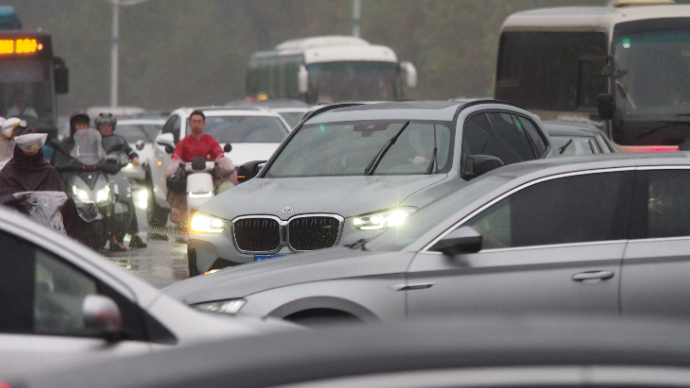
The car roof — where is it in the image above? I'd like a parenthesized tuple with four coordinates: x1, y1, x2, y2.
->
(173, 106, 283, 117)
(542, 120, 604, 137)
(18, 317, 690, 388)
(117, 118, 165, 125)
(306, 99, 525, 123)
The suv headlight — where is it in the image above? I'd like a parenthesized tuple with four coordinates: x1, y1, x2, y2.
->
(352, 207, 417, 231)
(72, 186, 91, 202)
(95, 185, 110, 203)
(194, 299, 246, 315)
(190, 213, 227, 234)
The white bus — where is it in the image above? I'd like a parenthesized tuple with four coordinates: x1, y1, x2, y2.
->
(246, 36, 417, 104)
(495, 0, 690, 152)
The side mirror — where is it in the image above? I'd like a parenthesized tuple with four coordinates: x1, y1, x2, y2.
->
(298, 65, 309, 94)
(135, 140, 145, 151)
(82, 294, 122, 341)
(53, 57, 69, 95)
(156, 133, 175, 154)
(597, 93, 616, 120)
(400, 61, 417, 88)
(237, 160, 266, 183)
(463, 155, 504, 180)
(223, 143, 232, 153)
(430, 226, 482, 256)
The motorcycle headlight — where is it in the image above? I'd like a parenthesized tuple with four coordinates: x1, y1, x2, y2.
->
(352, 207, 417, 231)
(190, 213, 227, 234)
(194, 298, 246, 315)
(95, 185, 110, 203)
(71, 186, 91, 202)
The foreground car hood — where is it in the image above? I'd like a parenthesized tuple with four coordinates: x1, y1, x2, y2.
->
(163, 247, 414, 304)
(202, 174, 447, 220)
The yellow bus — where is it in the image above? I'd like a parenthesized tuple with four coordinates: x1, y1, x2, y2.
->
(495, 0, 690, 151)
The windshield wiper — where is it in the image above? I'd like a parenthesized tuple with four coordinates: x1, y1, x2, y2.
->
(363, 121, 410, 176)
(634, 121, 690, 140)
(558, 139, 573, 154)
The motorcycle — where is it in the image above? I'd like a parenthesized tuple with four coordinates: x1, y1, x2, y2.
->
(185, 156, 217, 218)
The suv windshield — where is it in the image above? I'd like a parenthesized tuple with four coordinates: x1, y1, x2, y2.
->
(204, 116, 288, 143)
(265, 120, 452, 177)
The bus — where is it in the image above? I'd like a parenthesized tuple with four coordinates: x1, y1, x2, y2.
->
(246, 35, 417, 104)
(494, 0, 690, 152)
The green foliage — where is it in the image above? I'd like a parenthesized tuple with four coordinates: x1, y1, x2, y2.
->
(9, 0, 671, 114)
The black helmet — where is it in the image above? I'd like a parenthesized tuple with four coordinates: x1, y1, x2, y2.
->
(95, 112, 117, 131)
(69, 110, 90, 136)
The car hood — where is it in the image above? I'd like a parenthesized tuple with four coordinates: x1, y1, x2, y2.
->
(201, 174, 447, 220)
(163, 247, 414, 304)
(223, 143, 281, 167)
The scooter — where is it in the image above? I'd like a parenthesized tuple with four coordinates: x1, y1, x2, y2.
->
(185, 156, 217, 218)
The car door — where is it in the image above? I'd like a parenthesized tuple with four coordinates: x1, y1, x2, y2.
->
(151, 114, 181, 205)
(406, 169, 634, 318)
(621, 167, 690, 319)
(0, 231, 151, 377)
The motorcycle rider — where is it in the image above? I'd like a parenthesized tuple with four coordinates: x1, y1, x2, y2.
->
(166, 110, 237, 224)
(95, 112, 147, 249)
(51, 111, 105, 180)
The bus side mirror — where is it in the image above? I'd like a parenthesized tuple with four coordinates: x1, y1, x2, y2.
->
(53, 57, 69, 95)
(298, 65, 309, 94)
(597, 93, 616, 120)
(400, 61, 417, 88)
(237, 160, 266, 183)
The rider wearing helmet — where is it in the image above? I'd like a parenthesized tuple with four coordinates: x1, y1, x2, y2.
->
(95, 112, 147, 249)
(51, 111, 105, 178)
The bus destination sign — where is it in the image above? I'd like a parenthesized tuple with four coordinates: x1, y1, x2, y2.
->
(0, 38, 44, 55)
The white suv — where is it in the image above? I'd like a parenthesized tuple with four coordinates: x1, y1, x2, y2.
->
(146, 107, 290, 227)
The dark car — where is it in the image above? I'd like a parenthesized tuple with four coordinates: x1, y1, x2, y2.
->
(543, 120, 616, 155)
(14, 317, 690, 388)
(167, 152, 690, 326)
(188, 99, 557, 275)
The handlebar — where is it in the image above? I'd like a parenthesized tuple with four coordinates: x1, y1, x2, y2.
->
(185, 161, 215, 173)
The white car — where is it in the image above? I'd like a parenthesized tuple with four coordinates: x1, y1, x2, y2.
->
(0, 206, 295, 380)
(116, 118, 165, 182)
(147, 107, 290, 227)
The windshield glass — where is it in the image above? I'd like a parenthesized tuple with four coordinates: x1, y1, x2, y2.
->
(614, 31, 690, 117)
(308, 62, 399, 103)
(0, 59, 55, 130)
(71, 129, 105, 165)
(266, 120, 452, 177)
(551, 136, 600, 155)
(203, 116, 288, 143)
(117, 123, 162, 143)
(366, 175, 509, 252)
(277, 111, 305, 129)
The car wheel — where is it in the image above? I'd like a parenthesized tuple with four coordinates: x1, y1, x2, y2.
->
(284, 309, 362, 328)
(146, 172, 168, 228)
(187, 247, 200, 277)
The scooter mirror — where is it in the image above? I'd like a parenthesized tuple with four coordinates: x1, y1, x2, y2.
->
(164, 144, 174, 154)
(223, 143, 232, 153)
(135, 140, 145, 151)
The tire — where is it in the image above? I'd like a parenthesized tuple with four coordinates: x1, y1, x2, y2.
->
(90, 221, 108, 250)
(187, 247, 200, 277)
(146, 173, 168, 228)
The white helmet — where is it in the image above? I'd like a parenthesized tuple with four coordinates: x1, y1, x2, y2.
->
(2, 117, 26, 139)
(15, 133, 47, 153)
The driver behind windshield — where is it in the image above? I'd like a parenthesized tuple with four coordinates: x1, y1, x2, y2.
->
(6, 87, 38, 119)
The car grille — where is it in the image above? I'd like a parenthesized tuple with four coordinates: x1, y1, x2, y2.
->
(288, 216, 340, 251)
(233, 218, 281, 252)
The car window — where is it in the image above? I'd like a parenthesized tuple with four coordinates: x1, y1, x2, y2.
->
(117, 124, 161, 143)
(162, 115, 181, 143)
(462, 113, 501, 159)
(646, 169, 690, 238)
(463, 171, 634, 249)
(203, 116, 288, 143)
(266, 120, 453, 177)
(551, 136, 600, 155)
(0, 231, 96, 335)
(487, 112, 536, 161)
(516, 116, 548, 157)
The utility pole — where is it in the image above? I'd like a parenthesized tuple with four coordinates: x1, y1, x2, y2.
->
(111, 1, 119, 108)
(353, 0, 361, 38)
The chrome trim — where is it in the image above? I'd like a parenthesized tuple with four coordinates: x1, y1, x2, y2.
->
(475, 239, 628, 254)
(421, 167, 637, 253)
(232, 213, 344, 254)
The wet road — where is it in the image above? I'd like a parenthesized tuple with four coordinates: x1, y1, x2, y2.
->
(102, 207, 189, 289)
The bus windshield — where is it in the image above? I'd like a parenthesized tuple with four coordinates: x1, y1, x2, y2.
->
(0, 59, 55, 130)
(308, 62, 399, 103)
(614, 31, 690, 117)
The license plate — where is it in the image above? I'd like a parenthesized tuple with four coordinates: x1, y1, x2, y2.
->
(254, 254, 286, 262)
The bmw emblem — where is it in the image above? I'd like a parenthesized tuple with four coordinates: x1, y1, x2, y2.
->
(282, 206, 294, 213)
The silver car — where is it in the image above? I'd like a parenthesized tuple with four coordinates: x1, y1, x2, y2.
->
(187, 100, 556, 275)
(0, 207, 295, 379)
(167, 152, 690, 326)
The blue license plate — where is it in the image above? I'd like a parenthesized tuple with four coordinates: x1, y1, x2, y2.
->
(254, 254, 286, 262)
